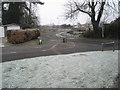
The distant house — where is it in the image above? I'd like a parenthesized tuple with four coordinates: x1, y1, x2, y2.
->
(73, 25, 79, 29)
(4, 24, 21, 30)
(73, 23, 93, 31)
(3, 24, 21, 37)
(73, 24, 87, 31)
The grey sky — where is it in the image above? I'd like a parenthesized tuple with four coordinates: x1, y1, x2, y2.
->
(38, 0, 89, 25)
(37, 0, 119, 25)
(1, 0, 118, 25)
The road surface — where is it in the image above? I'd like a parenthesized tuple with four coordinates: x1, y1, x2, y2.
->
(2, 31, 119, 62)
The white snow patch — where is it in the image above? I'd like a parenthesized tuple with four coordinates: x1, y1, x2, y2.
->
(2, 50, 119, 88)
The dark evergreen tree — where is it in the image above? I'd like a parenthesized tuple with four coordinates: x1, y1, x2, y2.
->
(2, 1, 44, 28)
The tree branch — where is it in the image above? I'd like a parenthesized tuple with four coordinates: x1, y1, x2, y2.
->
(32, 2, 44, 5)
(74, 2, 92, 17)
(88, 2, 92, 8)
(97, 1, 106, 22)
(94, 2, 97, 7)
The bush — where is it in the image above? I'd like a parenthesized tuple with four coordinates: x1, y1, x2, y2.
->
(7, 29, 40, 44)
(67, 30, 81, 35)
(67, 31, 73, 34)
(83, 30, 102, 38)
(67, 31, 74, 34)
(104, 17, 120, 39)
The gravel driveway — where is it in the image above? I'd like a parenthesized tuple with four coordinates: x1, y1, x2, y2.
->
(1, 50, 118, 88)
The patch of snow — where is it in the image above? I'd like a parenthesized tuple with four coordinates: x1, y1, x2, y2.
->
(2, 50, 119, 88)
(56, 32, 64, 38)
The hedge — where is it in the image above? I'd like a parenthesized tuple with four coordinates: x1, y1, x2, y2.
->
(83, 29, 102, 38)
(7, 29, 40, 44)
(104, 17, 119, 39)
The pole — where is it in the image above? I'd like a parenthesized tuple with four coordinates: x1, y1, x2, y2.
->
(102, 27, 104, 38)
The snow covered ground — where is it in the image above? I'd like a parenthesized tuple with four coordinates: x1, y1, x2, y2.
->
(1, 50, 119, 88)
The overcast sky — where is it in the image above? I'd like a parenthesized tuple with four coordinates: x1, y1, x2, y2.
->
(37, 0, 118, 25)
(37, 0, 89, 25)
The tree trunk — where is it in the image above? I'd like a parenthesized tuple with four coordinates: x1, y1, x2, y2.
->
(92, 21, 99, 32)
(91, 20, 101, 38)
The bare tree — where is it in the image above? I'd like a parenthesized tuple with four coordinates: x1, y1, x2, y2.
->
(65, 0, 118, 34)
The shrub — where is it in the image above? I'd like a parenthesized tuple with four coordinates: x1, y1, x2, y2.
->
(104, 17, 119, 39)
(7, 29, 40, 44)
(67, 30, 74, 34)
(83, 30, 102, 38)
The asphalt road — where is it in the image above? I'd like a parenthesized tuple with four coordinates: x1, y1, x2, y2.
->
(2, 31, 119, 62)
